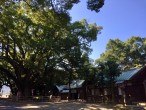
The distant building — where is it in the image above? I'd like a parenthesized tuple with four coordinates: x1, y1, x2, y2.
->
(54, 80, 85, 100)
(116, 66, 146, 103)
(54, 66, 146, 103)
(86, 66, 146, 103)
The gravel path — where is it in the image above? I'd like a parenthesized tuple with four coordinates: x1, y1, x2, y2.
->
(0, 100, 114, 110)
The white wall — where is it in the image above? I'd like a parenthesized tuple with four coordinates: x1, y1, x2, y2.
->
(0, 85, 11, 98)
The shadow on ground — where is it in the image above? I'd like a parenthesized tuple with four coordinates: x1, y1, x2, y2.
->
(0, 100, 115, 110)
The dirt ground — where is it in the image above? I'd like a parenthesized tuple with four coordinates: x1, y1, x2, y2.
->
(0, 100, 115, 110)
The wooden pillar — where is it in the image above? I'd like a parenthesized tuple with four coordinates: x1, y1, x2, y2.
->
(143, 80, 146, 97)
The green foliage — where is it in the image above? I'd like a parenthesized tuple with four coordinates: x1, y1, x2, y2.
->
(96, 60, 121, 103)
(96, 60, 121, 86)
(0, 0, 103, 96)
(0, 0, 104, 13)
(105, 60, 121, 83)
(87, 0, 104, 12)
(96, 36, 146, 69)
(96, 62, 106, 87)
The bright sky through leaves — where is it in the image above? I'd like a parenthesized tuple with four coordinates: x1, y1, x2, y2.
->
(70, 0, 146, 60)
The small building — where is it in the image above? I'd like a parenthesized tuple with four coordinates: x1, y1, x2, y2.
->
(116, 66, 146, 104)
(55, 80, 85, 100)
(69, 80, 85, 100)
(86, 85, 103, 102)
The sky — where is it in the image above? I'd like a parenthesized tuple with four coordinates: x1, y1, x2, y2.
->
(69, 0, 146, 60)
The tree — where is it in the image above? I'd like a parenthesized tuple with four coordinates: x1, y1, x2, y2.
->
(125, 36, 146, 67)
(1, 2, 70, 96)
(87, 0, 104, 12)
(95, 60, 121, 103)
(105, 60, 121, 103)
(0, 0, 104, 13)
(96, 36, 146, 69)
(96, 62, 107, 102)
(0, 0, 104, 96)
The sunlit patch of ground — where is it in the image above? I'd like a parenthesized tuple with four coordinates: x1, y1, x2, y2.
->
(0, 100, 115, 110)
(1, 95, 10, 98)
(1, 98, 146, 110)
(16, 105, 40, 109)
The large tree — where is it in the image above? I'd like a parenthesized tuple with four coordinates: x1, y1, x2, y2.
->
(0, 0, 104, 96)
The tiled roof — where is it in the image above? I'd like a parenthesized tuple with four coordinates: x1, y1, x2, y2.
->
(116, 68, 141, 81)
(56, 80, 85, 93)
(56, 85, 67, 92)
(70, 80, 85, 89)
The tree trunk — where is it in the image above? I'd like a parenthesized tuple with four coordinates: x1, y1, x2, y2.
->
(111, 83, 115, 103)
(23, 87, 31, 97)
(68, 71, 71, 100)
(16, 80, 32, 98)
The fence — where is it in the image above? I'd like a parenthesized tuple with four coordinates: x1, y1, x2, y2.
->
(10, 95, 61, 102)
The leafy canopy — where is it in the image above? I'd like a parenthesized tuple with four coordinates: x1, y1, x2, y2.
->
(96, 36, 146, 69)
(0, 0, 104, 96)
